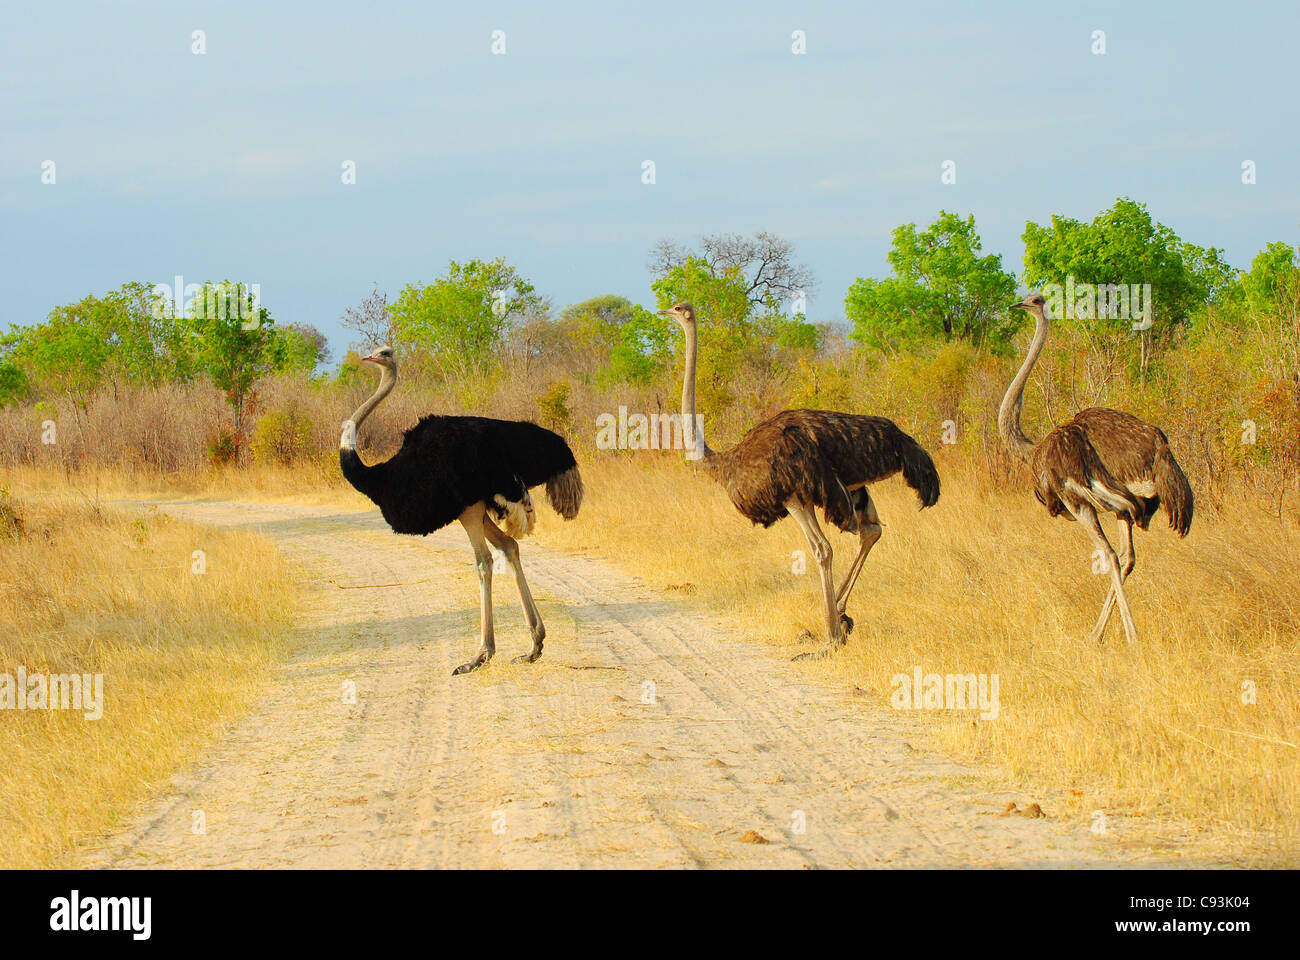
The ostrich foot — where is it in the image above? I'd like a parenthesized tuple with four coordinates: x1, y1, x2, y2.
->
(452, 649, 493, 675)
(511, 646, 543, 664)
(838, 613, 855, 635)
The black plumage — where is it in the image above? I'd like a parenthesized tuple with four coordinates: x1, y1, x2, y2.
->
(341, 414, 580, 536)
(339, 347, 582, 675)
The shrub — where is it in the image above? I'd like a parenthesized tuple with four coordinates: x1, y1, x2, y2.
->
(250, 410, 313, 465)
(535, 380, 573, 436)
(206, 428, 240, 466)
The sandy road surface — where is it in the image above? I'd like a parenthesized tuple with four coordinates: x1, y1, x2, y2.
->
(89, 500, 1153, 868)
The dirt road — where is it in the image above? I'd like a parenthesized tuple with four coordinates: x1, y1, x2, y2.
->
(90, 500, 1151, 868)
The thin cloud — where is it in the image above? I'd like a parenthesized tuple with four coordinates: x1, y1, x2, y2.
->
(231, 148, 307, 175)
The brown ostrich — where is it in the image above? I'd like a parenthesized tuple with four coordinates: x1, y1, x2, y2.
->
(999, 294, 1193, 643)
(662, 302, 940, 657)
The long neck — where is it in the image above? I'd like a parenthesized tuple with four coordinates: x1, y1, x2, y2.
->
(998, 307, 1048, 462)
(341, 365, 396, 455)
(680, 323, 713, 462)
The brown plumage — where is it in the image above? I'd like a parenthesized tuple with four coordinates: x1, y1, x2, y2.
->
(663, 302, 940, 657)
(999, 294, 1193, 643)
(707, 410, 940, 530)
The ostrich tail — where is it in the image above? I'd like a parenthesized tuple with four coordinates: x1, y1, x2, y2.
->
(1153, 442, 1193, 537)
(899, 434, 941, 509)
(545, 465, 584, 520)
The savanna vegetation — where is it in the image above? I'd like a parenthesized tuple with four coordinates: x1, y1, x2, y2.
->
(0, 495, 294, 867)
(2, 201, 1295, 514)
(3, 196, 1298, 862)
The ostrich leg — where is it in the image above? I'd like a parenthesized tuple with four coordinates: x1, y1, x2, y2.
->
(453, 503, 497, 675)
(1073, 504, 1138, 643)
(482, 517, 547, 664)
(834, 490, 883, 628)
(786, 500, 845, 659)
(1089, 517, 1135, 643)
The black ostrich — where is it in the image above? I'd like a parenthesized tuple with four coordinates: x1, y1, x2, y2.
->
(663, 302, 940, 658)
(339, 347, 584, 675)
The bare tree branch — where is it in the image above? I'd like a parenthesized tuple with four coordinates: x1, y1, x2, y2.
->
(339, 284, 393, 351)
(649, 231, 816, 307)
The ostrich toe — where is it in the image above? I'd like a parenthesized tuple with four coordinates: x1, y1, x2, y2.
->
(452, 650, 493, 675)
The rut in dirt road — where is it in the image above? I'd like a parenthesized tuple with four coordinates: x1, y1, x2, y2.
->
(89, 500, 1143, 868)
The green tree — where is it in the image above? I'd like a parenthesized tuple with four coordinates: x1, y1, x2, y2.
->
(10, 303, 113, 401)
(183, 281, 280, 443)
(600, 305, 675, 385)
(651, 256, 757, 384)
(647, 252, 824, 411)
(1240, 241, 1299, 311)
(389, 258, 544, 375)
(1021, 197, 1238, 334)
(272, 323, 331, 374)
(0, 340, 27, 406)
(557, 294, 637, 353)
(846, 211, 1017, 351)
(5, 282, 190, 402)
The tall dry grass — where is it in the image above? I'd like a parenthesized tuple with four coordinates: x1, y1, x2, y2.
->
(3, 313, 1296, 523)
(0, 491, 296, 868)
(528, 453, 1300, 864)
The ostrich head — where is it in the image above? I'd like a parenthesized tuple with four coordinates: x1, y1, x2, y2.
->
(361, 345, 396, 371)
(1011, 293, 1048, 317)
(659, 302, 697, 327)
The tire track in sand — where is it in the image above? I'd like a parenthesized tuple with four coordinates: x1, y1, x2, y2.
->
(86, 500, 1159, 869)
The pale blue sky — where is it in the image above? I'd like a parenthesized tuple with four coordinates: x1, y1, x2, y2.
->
(2, 1, 1297, 355)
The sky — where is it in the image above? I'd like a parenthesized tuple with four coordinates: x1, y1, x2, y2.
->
(2, 0, 1297, 359)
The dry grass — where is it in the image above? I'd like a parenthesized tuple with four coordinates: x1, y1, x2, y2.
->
(527, 454, 1300, 864)
(10, 450, 1298, 864)
(0, 490, 296, 868)
(3, 460, 346, 506)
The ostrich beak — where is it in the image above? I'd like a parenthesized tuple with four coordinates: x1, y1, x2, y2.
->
(1010, 300, 1031, 311)
(361, 354, 379, 364)
(657, 309, 672, 317)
